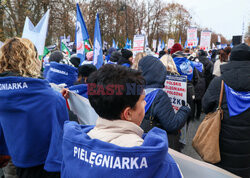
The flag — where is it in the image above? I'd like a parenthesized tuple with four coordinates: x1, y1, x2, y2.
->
(39, 47, 50, 60)
(84, 40, 92, 53)
(61, 42, 71, 58)
(161, 40, 165, 50)
(103, 41, 108, 50)
(184, 40, 187, 48)
(212, 43, 216, 49)
(22, 9, 50, 55)
(179, 37, 181, 45)
(129, 40, 132, 49)
(93, 13, 103, 69)
(75, 3, 89, 65)
(116, 41, 119, 49)
(157, 39, 161, 53)
(112, 39, 116, 48)
(124, 38, 129, 49)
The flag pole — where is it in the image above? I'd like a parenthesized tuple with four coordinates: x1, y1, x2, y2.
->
(89, 38, 93, 49)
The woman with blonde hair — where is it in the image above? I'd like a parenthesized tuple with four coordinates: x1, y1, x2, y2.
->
(131, 52, 146, 70)
(0, 37, 68, 178)
(160, 54, 179, 75)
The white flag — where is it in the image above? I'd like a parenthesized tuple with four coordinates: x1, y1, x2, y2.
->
(22, 10, 50, 55)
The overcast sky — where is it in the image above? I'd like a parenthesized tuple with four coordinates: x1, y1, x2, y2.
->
(169, 0, 250, 40)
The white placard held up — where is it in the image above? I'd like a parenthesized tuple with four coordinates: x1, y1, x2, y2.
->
(167, 39, 175, 49)
(200, 31, 211, 51)
(132, 35, 145, 57)
(187, 27, 197, 48)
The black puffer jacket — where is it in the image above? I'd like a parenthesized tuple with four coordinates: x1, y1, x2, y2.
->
(139, 56, 190, 133)
(202, 61, 250, 177)
(198, 56, 213, 89)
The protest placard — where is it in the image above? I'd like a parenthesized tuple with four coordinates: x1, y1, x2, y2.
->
(164, 75, 187, 112)
(133, 35, 145, 57)
(187, 28, 198, 47)
(200, 31, 211, 51)
(164, 75, 187, 144)
(167, 39, 175, 49)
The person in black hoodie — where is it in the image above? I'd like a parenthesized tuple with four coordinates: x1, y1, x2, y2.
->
(202, 43, 250, 177)
(138, 56, 190, 151)
(198, 50, 213, 89)
(118, 49, 133, 67)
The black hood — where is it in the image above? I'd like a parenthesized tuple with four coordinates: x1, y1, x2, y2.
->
(138, 56, 167, 88)
(221, 61, 250, 91)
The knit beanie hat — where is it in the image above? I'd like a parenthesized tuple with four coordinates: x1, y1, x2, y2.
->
(86, 51, 94, 61)
(230, 43, 250, 61)
(108, 47, 116, 55)
(170, 43, 183, 55)
(78, 64, 97, 78)
(110, 51, 122, 62)
(70, 56, 81, 68)
(121, 49, 133, 59)
(49, 51, 64, 63)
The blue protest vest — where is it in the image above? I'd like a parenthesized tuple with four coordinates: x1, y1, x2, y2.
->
(52, 121, 182, 178)
(192, 61, 203, 73)
(173, 57, 194, 81)
(144, 89, 160, 113)
(224, 83, 250, 117)
(69, 84, 88, 98)
(107, 61, 117, 65)
(121, 63, 130, 68)
(43, 63, 50, 78)
(46, 62, 78, 87)
(0, 77, 69, 168)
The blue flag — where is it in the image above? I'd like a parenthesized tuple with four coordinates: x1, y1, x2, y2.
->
(184, 40, 187, 48)
(161, 40, 165, 50)
(224, 83, 250, 117)
(93, 13, 103, 69)
(179, 37, 181, 45)
(112, 39, 116, 48)
(124, 38, 129, 49)
(75, 3, 89, 65)
(129, 40, 132, 49)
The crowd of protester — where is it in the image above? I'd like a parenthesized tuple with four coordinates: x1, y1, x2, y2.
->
(0, 36, 249, 177)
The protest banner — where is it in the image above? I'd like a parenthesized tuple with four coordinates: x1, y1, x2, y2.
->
(200, 31, 211, 51)
(164, 75, 187, 112)
(167, 39, 175, 49)
(187, 27, 198, 47)
(163, 75, 187, 144)
(132, 35, 145, 57)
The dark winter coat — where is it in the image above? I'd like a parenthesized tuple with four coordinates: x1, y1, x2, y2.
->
(202, 61, 250, 177)
(193, 62, 206, 100)
(198, 56, 213, 89)
(138, 56, 190, 133)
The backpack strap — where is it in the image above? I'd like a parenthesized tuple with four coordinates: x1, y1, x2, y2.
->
(218, 80, 224, 109)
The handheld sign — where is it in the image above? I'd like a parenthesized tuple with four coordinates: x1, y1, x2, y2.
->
(164, 75, 187, 112)
(187, 28, 198, 48)
(200, 31, 211, 51)
(164, 75, 187, 144)
(167, 39, 175, 49)
(133, 35, 145, 57)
